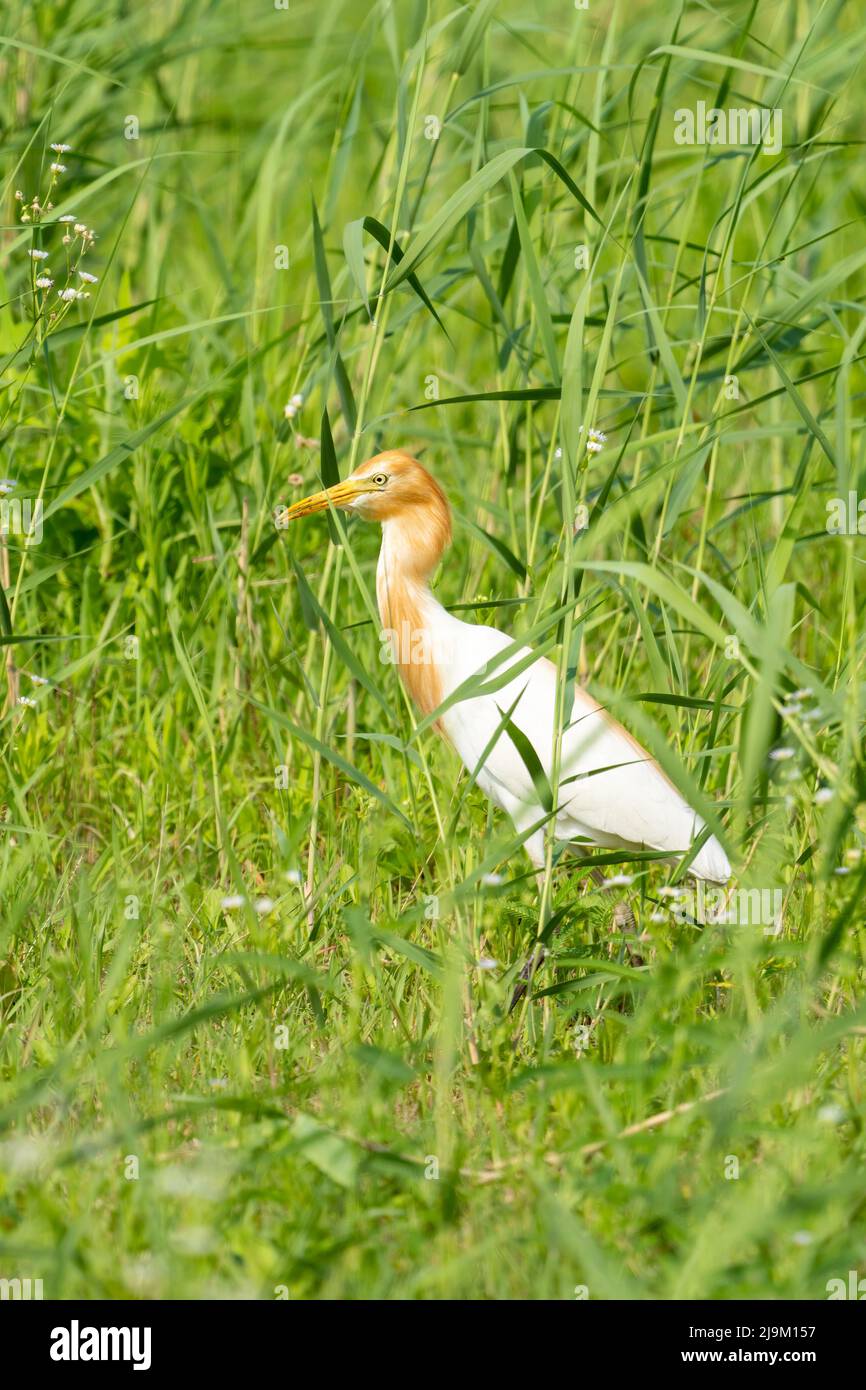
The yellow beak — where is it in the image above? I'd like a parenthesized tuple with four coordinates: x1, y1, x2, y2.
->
(282, 478, 367, 521)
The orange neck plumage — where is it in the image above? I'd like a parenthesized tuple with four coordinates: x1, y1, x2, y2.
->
(376, 485, 452, 717)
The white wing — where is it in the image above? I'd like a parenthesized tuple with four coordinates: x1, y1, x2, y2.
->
(435, 610, 730, 882)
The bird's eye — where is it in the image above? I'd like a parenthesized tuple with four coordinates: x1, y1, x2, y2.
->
(371, 473, 388, 487)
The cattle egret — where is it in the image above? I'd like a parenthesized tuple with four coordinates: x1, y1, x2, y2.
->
(284, 452, 732, 888)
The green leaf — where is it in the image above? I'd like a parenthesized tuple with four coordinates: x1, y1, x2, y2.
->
(312, 194, 356, 432)
(384, 146, 600, 293)
(457, 511, 528, 580)
(247, 696, 411, 828)
(508, 171, 560, 384)
(293, 1113, 360, 1189)
(356, 215, 449, 338)
(342, 216, 371, 318)
(447, 0, 499, 75)
(319, 406, 342, 547)
(496, 698, 554, 813)
(291, 555, 392, 716)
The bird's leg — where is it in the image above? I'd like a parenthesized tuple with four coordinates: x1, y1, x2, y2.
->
(612, 899, 645, 969)
(506, 837, 548, 1013)
(508, 940, 546, 1014)
(508, 885, 547, 1015)
(508, 859, 603, 1014)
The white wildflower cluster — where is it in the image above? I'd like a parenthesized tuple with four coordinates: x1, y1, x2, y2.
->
(14, 670, 51, 713)
(769, 689, 858, 868)
(769, 688, 828, 772)
(219, 893, 278, 915)
(553, 425, 608, 463)
(779, 687, 815, 718)
(16, 143, 100, 328)
(283, 392, 305, 421)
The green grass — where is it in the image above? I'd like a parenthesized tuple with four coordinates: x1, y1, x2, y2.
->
(1, 0, 865, 1300)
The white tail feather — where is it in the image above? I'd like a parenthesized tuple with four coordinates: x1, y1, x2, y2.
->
(690, 834, 731, 884)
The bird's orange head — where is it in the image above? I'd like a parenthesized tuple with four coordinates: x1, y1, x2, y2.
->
(283, 450, 452, 536)
(284, 452, 453, 715)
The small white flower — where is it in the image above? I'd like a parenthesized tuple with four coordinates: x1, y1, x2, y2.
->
(0, 479, 17, 495)
(290, 392, 304, 409)
(208, 1078, 228, 1090)
(481, 871, 504, 886)
(476, 957, 498, 971)
(283, 402, 297, 420)
(29, 674, 49, 686)
(845, 848, 861, 862)
(0, 1137, 49, 1174)
(78, 270, 98, 284)
(14, 190, 23, 201)
(49, 162, 67, 174)
(35, 276, 53, 289)
(28, 248, 49, 260)
(779, 703, 800, 717)
(57, 214, 77, 223)
(604, 873, 635, 888)
(833, 866, 851, 877)
(792, 688, 813, 700)
(791, 1231, 813, 1247)
(17, 695, 38, 708)
(814, 787, 834, 805)
(51, 142, 72, 153)
(58, 288, 77, 301)
(769, 747, 795, 762)
(219, 894, 246, 910)
(254, 896, 275, 915)
(817, 1104, 846, 1125)
(74, 223, 87, 234)
(554, 446, 562, 459)
(649, 911, 667, 924)
(285, 868, 303, 885)
(659, 885, 688, 899)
